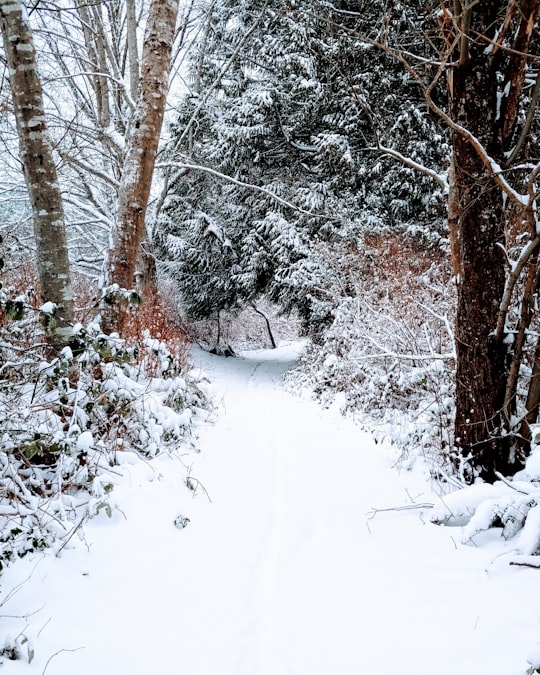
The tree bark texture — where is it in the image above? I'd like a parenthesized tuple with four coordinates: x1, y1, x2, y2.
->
(101, 0, 179, 334)
(0, 0, 74, 346)
(126, 0, 140, 101)
(450, 0, 540, 480)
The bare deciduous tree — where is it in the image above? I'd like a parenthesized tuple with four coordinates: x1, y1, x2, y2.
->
(0, 0, 73, 347)
(100, 0, 179, 334)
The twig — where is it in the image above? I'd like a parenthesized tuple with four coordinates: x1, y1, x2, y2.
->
(366, 502, 434, 519)
(509, 561, 540, 569)
(494, 471, 532, 495)
(37, 617, 52, 639)
(0, 560, 43, 608)
(0, 604, 45, 620)
(186, 476, 212, 503)
(42, 647, 85, 675)
(56, 514, 87, 556)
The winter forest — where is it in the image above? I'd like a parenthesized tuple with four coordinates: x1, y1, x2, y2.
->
(3, 0, 540, 672)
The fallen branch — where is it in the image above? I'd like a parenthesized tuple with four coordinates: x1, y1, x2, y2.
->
(366, 502, 434, 519)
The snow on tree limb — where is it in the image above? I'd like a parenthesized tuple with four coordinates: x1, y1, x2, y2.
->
(373, 144, 448, 192)
(156, 161, 326, 218)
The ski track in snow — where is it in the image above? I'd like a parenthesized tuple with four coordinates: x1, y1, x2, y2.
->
(2, 342, 540, 674)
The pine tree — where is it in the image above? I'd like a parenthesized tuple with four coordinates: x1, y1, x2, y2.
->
(155, 0, 448, 333)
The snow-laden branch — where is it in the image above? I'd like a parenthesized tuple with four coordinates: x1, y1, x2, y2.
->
(352, 27, 534, 208)
(156, 161, 322, 218)
(495, 235, 540, 342)
(421, 92, 530, 206)
(350, 352, 455, 362)
(416, 302, 455, 343)
(372, 144, 448, 192)
(63, 196, 113, 229)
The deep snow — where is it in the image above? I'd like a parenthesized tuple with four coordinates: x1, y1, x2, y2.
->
(1, 342, 540, 674)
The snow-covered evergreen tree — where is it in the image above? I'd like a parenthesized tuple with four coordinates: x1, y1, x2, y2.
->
(155, 0, 448, 334)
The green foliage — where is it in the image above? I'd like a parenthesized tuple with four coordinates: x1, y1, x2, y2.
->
(0, 527, 48, 574)
(101, 284, 142, 308)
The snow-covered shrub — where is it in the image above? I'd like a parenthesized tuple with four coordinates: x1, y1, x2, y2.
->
(430, 434, 540, 556)
(0, 305, 210, 572)
(289, 241, 455, 472)
(527, 643, 540, 674)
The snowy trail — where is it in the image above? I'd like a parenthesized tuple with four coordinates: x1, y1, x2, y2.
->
(2, 343, 540, 674)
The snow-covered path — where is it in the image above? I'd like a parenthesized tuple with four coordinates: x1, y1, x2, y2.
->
(2, 343, 540, 674)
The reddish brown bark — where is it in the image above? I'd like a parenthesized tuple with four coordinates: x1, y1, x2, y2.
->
(450, 0, 540, 480)
(101, 0, 179, 334)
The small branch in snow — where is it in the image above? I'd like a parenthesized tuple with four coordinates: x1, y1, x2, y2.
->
(509, 561, 540, 569)
(41, 647, 85, 675)
(366, 502, 434, 519)
(0, 605, 45, 620)
(55, 514, 87, 557)
(186, 475, 212, 502)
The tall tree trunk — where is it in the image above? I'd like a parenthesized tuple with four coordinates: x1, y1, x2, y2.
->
(135, 238, 158, 300)
(450, 0, 540, 480)
(101, 0, 179, 335)
(0, 0, 74, 348)
(447, 155, 460, 277)
(451, 2, 509, 481)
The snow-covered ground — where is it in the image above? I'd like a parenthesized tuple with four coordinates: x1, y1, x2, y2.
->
(2, 342, 540, 674)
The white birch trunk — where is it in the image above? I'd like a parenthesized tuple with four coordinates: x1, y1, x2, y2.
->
(0, 0, 74, 346)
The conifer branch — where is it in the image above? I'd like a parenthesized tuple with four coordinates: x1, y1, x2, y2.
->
(156, 161, 323, 218)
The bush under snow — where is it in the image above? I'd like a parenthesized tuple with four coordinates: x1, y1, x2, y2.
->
(288, 266, 456, 474)
(0, 321, 211, 572)
(431, 437, 540, 557)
